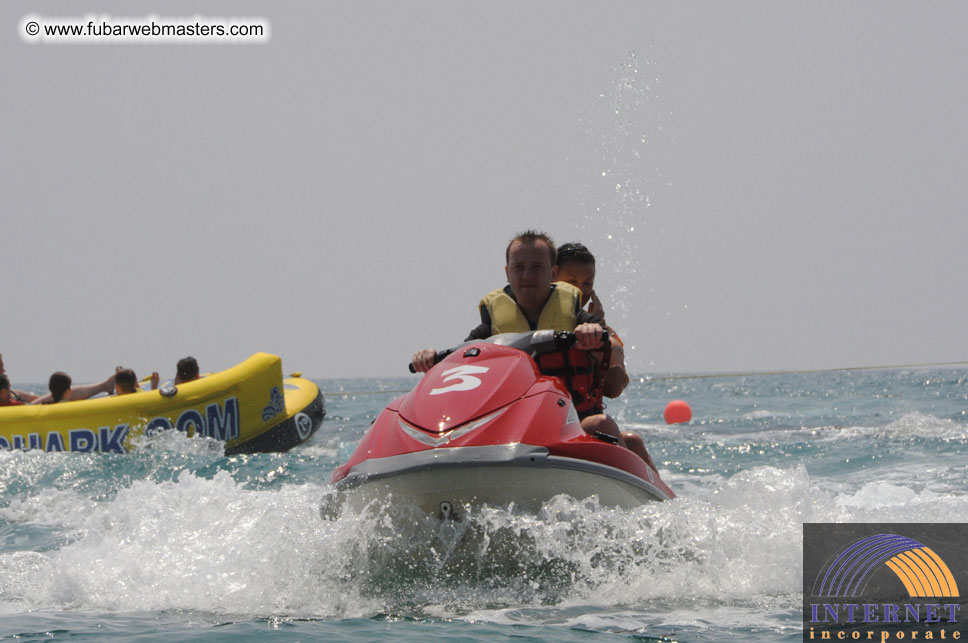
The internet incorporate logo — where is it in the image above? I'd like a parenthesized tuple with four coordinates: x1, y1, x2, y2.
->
(817, 534, 959, 599)
(803, 524, 966, 642)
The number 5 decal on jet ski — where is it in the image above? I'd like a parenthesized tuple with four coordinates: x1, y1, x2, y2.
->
(429, 365, 490, 395)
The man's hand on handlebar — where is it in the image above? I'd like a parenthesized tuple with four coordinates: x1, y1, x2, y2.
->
(411, 348, 437, 373)
(574, 323, 606, 350)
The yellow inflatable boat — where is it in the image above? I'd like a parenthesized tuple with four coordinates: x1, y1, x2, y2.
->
(0, 353, 325, 455)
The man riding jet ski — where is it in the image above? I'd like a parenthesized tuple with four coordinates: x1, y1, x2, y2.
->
(326, 230, 673, 517)
(412, 229, 656, 472)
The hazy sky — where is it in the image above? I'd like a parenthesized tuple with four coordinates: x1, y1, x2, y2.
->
(4, 2, 967, 382)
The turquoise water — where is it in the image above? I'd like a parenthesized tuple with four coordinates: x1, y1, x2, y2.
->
(2, 369, 967, 641)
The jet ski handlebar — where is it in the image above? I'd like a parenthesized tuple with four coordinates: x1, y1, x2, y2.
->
(408, 329, 609, 373)
(537, 329, 610, 353)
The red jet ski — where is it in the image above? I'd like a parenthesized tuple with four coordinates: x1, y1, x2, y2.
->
(329, 330, 675, 518)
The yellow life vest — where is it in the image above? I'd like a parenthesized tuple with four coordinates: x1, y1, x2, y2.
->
(480, 283, 581, 334)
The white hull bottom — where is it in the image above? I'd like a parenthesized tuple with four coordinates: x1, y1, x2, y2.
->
(330, 444, 671, 517)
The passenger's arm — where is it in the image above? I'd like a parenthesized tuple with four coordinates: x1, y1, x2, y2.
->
(576, 308, 604, 327)
(603, 337, 629, 398)
(587, 290, 606, 323)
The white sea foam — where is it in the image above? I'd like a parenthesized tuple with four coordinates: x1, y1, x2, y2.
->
(291, 440, 342, 461)
(0, 472, 380, 618)
(127, 429, 226, 454)
(782, 413, 968, 446)
(840, 412, 968, 441)
(643, 411, 968, 448)
(2, 460, 967, 621)
(744, 409, 776, 420)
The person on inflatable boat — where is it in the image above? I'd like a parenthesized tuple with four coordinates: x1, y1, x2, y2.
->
(0, 353, 38, 404)
(29, 369, 117, 405)
(0, 374, 24, 406)
(114, 368, 141, 395)
(174, 356, 200, 384)
(411, 230, 656, 472)
(35, 371, 73, 404)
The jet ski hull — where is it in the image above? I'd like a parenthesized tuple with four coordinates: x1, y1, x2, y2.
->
(329, 332, 675, 518)
(333, 443, 673, 516)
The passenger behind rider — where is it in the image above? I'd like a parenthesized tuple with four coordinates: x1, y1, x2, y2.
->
(0, 374, 24, 406)
(411, 230, 656, 471)
(555, 243, 656, 471)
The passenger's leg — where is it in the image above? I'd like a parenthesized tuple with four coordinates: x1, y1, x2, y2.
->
(580, 414, 625, 447)
(580, 413, 658, 472)
(622, 431, 658, 473)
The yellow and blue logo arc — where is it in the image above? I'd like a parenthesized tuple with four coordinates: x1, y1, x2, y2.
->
(817, 534, 959, 599)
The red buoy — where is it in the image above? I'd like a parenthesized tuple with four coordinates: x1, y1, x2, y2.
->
(664, 399, 691, 424)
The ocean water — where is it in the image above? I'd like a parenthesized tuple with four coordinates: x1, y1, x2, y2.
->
(2, 368, 967, 641)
